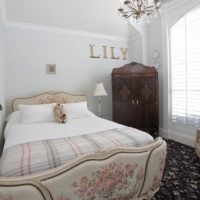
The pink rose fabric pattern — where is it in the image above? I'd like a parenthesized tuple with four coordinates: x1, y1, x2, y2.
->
(71, 162, 145, 200)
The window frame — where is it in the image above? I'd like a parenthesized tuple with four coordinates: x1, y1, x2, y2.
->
(169, 7, 200, 131)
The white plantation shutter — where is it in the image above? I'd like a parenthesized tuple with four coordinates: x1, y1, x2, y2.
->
(170, 7, 200, 127)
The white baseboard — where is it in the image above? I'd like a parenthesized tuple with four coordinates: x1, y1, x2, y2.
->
(159, 127, 195, 147)
(159, 127, 168, 139)
(169, 130, 195, 147)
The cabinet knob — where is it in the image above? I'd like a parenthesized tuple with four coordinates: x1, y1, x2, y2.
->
(132, 100, 135, 105)
(136, 100, 139, 105)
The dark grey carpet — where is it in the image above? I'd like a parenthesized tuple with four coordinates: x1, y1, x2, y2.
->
(153, 140, 200, 200)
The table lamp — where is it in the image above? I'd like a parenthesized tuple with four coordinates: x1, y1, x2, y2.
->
(93, 82, 107, 117)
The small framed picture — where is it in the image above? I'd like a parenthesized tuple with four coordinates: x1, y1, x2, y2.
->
(47, 64, 56, 74)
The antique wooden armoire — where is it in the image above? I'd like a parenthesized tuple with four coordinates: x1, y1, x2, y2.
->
(112, 62, 159, 136)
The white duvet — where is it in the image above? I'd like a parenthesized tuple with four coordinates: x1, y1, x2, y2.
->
(4, 115, 125, 150)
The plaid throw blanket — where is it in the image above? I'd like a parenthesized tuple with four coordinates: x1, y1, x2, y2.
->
(0, 127, 153, 177)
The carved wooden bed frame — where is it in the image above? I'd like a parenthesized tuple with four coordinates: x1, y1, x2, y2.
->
(0, 92, 167, 200)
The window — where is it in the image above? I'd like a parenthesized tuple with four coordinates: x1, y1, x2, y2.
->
(170, 7, 200, 127)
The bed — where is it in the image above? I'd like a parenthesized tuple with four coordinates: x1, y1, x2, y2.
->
(0, 92, 167, 200)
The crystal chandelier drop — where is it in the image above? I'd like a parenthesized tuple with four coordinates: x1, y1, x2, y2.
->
(118, 0, 161, 24)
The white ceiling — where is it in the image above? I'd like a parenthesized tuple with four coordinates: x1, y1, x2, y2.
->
(5, 0, 133, 37)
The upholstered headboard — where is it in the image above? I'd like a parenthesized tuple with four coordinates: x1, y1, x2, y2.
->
(12, 92, 87, 111)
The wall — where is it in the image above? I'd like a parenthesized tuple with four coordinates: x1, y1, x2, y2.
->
(4, 26, 131, 118)
(0, 6, 5, 153)
(144, 18, 163, 129)
(128, 36, 143, 64)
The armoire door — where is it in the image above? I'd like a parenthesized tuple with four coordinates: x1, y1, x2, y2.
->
(112, 77, 134, 126)
(134, 76, 158, 132)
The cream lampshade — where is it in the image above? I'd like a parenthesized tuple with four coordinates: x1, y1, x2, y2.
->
(93, 82, 107, 117)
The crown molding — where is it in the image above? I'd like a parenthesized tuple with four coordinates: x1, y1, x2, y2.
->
(4, 20, 130, 42)
(161, 0, 200, 16)
(0, 0, 130, 42)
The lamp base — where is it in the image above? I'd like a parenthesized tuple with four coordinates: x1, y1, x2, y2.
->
(98, 96, 101, 117)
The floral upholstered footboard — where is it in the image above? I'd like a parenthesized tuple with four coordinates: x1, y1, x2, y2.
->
(0, 137, 166, 200)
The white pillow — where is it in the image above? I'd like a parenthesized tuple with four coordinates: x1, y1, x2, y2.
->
(19, 103, 56, 124)
(6, 111, 21, 124)
(63, 102, 94, 120)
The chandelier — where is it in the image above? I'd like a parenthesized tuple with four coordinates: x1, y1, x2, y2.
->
(118, 0, 161, 23)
